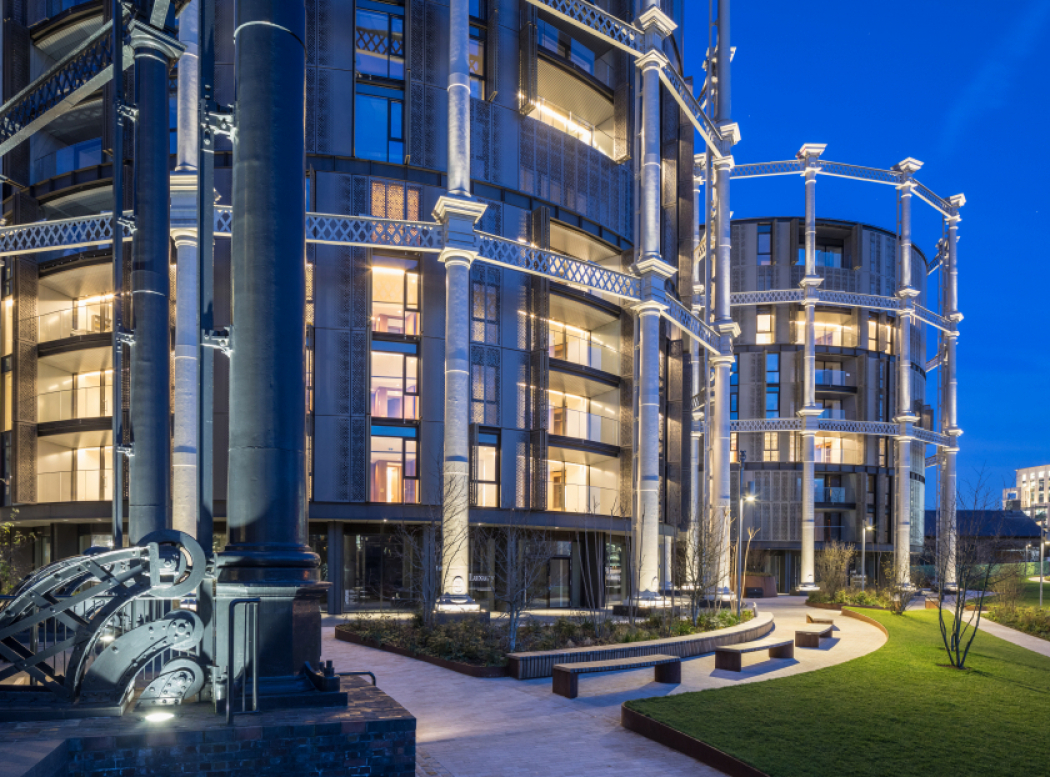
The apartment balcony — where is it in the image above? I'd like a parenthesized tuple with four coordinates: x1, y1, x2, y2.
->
(818, 408, 847, 420)
(815, 369, 857, 393)
(547, 482, 619, 516)
(549, 406, 618, 447)
(37, 385, 111, 424)
(37, 300, 113, 344)
(36, 469, 113, 503)
(549, 327, 619, 375)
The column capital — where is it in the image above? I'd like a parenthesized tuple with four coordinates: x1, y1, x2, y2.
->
(635, 48, 669, 71)
(638, 6, 677, 40)
(797, 408, 823, 423)
(796, 143, 827, 164)
(433, 195, 487, 265)
(800, 275, 823, 290)
(129, 20, 185, 61)
(894, 417, 919, 437)
(948, 194, 966, 222)
(711, 153, 735, 171)
(635, 255, 677, 278)
(896, 287, 920, 300)
(714, 321, 740, 338)
(892, 157, 923, 179)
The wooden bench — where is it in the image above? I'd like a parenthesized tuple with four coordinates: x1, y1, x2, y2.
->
(714, 638, 794, 672)
(552, 653, 681, 699)
(795, 624, 834, 648)
(806, 613, 835, 625)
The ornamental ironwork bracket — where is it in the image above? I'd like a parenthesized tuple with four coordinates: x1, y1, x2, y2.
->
(202, 326, 232, 356)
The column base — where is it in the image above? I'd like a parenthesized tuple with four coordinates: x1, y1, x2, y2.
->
(796, 583, 820, 593)
(435, 593, 481, 612)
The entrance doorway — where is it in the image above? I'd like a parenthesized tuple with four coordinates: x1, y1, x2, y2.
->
(549, 557, 570, 607)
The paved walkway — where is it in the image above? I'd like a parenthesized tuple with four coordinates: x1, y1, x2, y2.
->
(322, 596, 887, 777)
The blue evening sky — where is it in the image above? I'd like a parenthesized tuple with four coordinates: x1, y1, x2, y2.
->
(682, 1, 1050, 503)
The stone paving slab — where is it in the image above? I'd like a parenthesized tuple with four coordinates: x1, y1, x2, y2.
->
(324, 596, 887, 777)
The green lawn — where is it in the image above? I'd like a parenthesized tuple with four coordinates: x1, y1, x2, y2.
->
(626, 609, 1050, 777)
(1017, 579, 1050, 608)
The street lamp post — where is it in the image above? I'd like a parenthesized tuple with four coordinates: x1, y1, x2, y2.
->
(861, 523, 874, 591)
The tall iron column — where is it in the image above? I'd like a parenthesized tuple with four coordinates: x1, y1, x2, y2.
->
(893, 158, 923, 586)
(797, 143, 826, 591)
(128, 21, 183, 543)
(633, 5, 676, 600)
(687, 156, 704, 573)
(109, 0, 126, 549)
(941, 194, 965, 588)
(435, 0, 486, 608)
(217, 0, 323, 679)
(171, 0, 200, 536)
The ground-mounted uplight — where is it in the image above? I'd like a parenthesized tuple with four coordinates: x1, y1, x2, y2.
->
(144, 711, 174, 723)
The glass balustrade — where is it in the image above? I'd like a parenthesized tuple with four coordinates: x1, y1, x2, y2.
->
(547, 483, 618, 516)
(815, 487, 848, 504)
(814, 369, 854, 387)
(818, 408, 847, 420)
(549, 328, 618, 374)
(37, 469, 113, 502)
(31, 138, 103, 184)
(548, 406, 618, 446)
(37, 387, 111, 423)
(37, 301, 113, 343)
(531, 98, 615, 159)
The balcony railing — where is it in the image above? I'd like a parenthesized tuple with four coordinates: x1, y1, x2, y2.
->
(531, 98, 614, 159)
(38, 301, 112, 343)
(547, 483, 619, 516)
(814, 444, 863, 466)
(549, 407, 619, 446)
(37, 469, 113, 502)
(815, 487, 848, 504)
(31, 138, 102, 185)
(815, 370, 854, 388)
(549, 329, 618, 374)
(37, 386, 111, 423)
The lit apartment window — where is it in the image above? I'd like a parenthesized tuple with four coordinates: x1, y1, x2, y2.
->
(797, 242, 844, 268)
(763, 432, 778, 462)
(730, 432, 738, 464)
(794, 310, 855, 348)
(867, 312, 878, 350)
(370, 341, 419, 420)
(547, 390, 618, 446)
(471, 347, 500, 426)
(765, 353, 779, 419)
(548, 459, 617, 515)
(469, 25, 486, 98)
(372, 255, 419, 335)
(475, 430, 499, 507)
(878, 437, 887, 467)
(370, 426, 418, 504)
(549, 321, 618, 373)
(757, 223, 772, 266)
(355, 6, 405, 79)
(371, 180, 421, 220)
(756, 306, 773, 344)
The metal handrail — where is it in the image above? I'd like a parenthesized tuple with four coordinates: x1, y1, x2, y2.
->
(225, 597, 260, 724)
(336, 670, 376, 686)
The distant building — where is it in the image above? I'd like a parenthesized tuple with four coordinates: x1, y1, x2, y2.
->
(1015, 465, 1049, 523)
(923, 509, 1043, 564)
(1002, 487, 1022, 512)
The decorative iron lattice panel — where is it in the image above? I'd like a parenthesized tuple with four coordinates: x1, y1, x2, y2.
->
(0, 21, 129, 155)
(912, 427, 949, 448)
(912, 303, 954, 333)
(816, 419, 898, 436)
(660, 295, 720, 355)
(815, 289, 901, 312)
(657, 63, 726, 158)
(729, 418, 802, 433)
(525, 0, 643, 55)
(911, 179, 951, 216)
(476, 232, 641, 300)
(729, 160, 803, 179)
(817, 161, 900, 186)
(729, 289, 803, 306)
(925, 454, 941, 469)
(293, 213, 442, 251)
(0, 212, 134, 257)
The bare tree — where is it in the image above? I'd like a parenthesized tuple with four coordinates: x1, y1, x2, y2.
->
(682, 504, 732, 626)
(935, 466, 1009, 669)
(814, 540, 856, 598)
(488, 525, 555, 652)
(736, 526, 760, 615)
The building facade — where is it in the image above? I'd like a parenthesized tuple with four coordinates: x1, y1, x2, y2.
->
(1013, 465, 1049, 524)
(0, 0, 964, 606)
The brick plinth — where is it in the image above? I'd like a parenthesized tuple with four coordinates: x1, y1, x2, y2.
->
(0, 678, 415, 777)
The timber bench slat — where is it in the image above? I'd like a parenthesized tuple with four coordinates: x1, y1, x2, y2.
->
(714, 638, 794, 672)
(552, 653, 681, 699)
(806, 613, 835, 625)
(795, 624, 834, 648)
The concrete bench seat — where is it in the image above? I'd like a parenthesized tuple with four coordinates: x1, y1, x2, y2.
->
(552, 653, 681, 699)
(806, 613, 835, 625)
(714, 638, 794, 672)
(795, 624, 834, 648)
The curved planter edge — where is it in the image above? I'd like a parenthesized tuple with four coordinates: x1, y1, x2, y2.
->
(840, 607, 890, 637)
(506, 612, 775, 680)
(806, 601, 888, 612)
(334, 628, 508, 678)
(621, 705, 771, 777)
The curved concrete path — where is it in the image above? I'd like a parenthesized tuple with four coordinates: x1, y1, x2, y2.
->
(322, 596, 887, 777)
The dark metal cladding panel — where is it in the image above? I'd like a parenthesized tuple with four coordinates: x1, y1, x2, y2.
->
(2, 18, 31, 184)
(612, 52, 631, 163)
(529, 206, 550, 250)
(485, 0, 499, 101)
(350, 417, 367, 502)
(619, 311, 634, 516)
(517, 0, 537, 114)
(529, 428, 547, 511)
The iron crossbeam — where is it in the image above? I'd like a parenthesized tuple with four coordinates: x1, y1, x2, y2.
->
(658, 63, 728, 158)
(0, 20, 133, 158)
(0, 211, 134, 256)
(660, 294, 721, 354)
(729, 160, 803, 179)
(523, 0, 643, 55)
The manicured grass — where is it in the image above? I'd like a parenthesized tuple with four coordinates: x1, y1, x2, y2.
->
(1017, 579, 1050, 608)
(626, 609, 1050, 777)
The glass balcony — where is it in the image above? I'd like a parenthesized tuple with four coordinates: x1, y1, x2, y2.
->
(815, 369, 854, 388)
(816, 487, 848, 504)
(31, 138, 102, 185)
(37, 469, 113, 502)
(37, 387, 111, 423)
(531, 98, 614, 159)
(547, 483, 618, 516)
(549, 407, 618, 446)
(549, 327, 618, 374)
(818, 408, 847, 420)
(38, 300, 113, 343)
(30, 0, 95, 24)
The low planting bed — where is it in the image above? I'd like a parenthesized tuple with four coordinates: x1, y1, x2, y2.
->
(335, 609, 761, 678)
